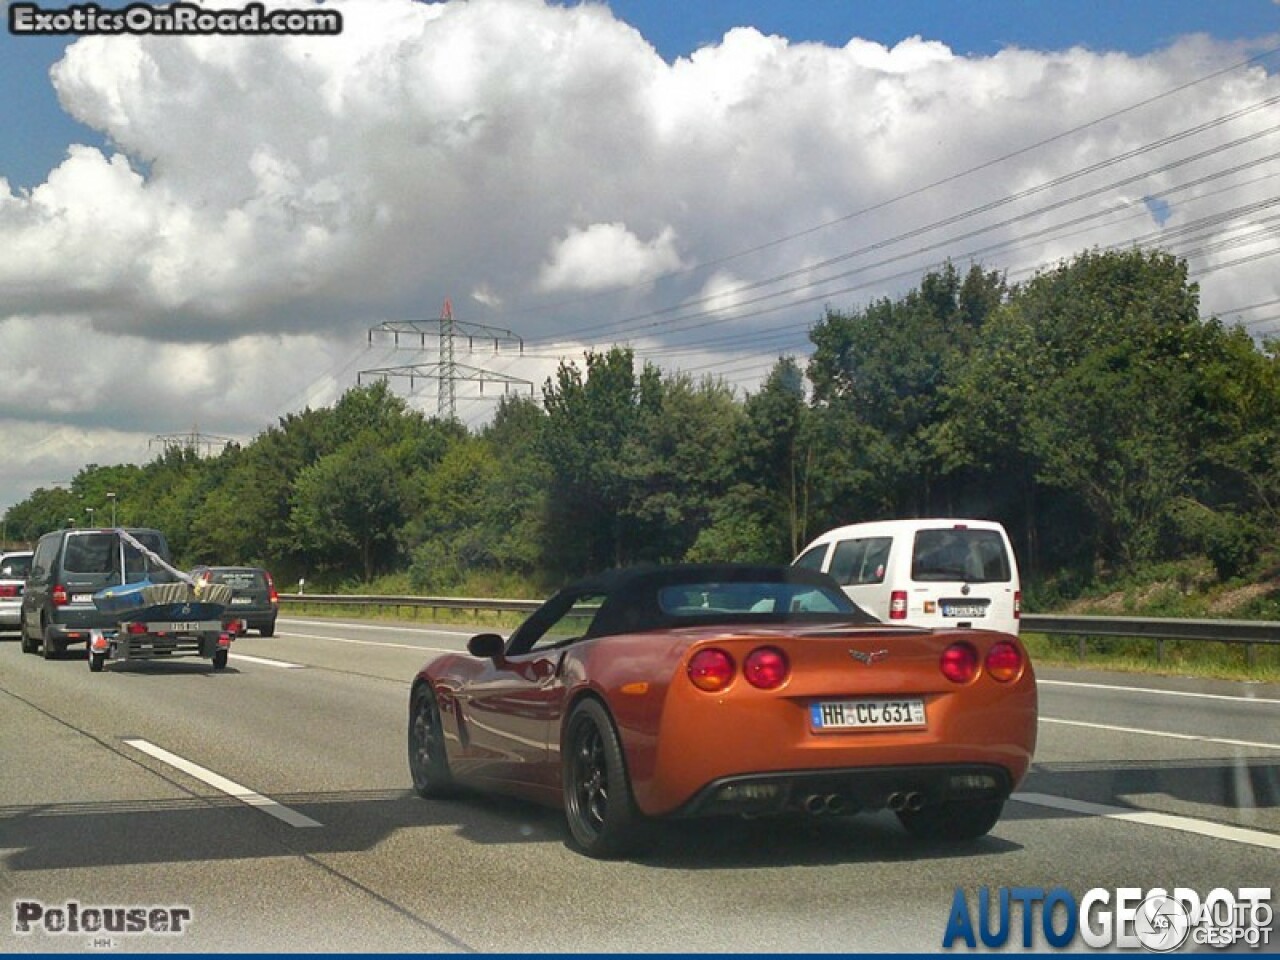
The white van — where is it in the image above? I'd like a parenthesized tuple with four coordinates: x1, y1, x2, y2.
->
(793, 518, 1021, 635)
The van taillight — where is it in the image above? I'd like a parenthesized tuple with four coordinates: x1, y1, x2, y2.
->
(889, 590, 907, 619)
(52, 585, 69, 606)
(266, 571, 279, 604)
(1014, 590, 1021, 619)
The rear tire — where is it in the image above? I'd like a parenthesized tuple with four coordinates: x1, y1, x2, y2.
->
(89, 652, 105, 673)
(562, 698, 650, 859)
(41, 627, 60, 660)
(212, 649, 228, 670)
(20, 621, 38, 655)
(409, 684, 455, 798)
(897, 798, 1004, 842)
(260, 621, 276, 638)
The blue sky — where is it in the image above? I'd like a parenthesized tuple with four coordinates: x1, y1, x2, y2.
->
(3, 0, 1278, 190)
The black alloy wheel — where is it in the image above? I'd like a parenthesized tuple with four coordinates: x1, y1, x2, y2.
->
(562, 698, 648, 859)
(409, 684, 455, 798)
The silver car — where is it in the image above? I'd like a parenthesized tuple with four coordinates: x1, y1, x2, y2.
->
(0, 551, 34, 632)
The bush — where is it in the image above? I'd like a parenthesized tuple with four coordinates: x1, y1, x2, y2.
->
(1169, 501, 1260, 581)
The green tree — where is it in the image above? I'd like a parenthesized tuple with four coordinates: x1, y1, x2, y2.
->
(945, 249, 1208, 573)
(290, 440, 405, 581)
(541, 348, 647, 577)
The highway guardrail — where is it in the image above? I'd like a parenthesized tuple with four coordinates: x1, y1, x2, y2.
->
(281, 594, 1277, 665)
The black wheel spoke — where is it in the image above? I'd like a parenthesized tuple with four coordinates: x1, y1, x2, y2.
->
(562, 700, 646, 858)
(408, 687, 454, 798)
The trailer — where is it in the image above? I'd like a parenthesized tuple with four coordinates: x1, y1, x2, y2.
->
(88, 618, 234, 672)
(86, 529, 236, 673)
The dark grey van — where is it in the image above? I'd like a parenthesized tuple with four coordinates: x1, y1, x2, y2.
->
(20, 528, 174, 659)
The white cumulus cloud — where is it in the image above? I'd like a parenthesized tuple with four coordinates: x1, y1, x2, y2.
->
(539, 222, 684, 292)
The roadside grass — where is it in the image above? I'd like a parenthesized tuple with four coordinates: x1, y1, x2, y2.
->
(282, 601, 528, 633)
(1021, 632, 1280, 684)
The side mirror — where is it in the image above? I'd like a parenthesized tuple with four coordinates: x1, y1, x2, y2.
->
(467, 633, 505, 659)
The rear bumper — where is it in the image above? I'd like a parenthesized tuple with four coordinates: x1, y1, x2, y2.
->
(223, 611, 275, 631)
(0, 603, 21, 627)
(90, 626, 231, 661)
(46, 622, 96, 646)
(676, 763, 1012, 818)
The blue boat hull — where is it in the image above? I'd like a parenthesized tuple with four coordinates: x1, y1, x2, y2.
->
(94, 579, 232, 621)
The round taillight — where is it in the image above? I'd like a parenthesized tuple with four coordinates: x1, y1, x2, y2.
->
(986, 641, 1023, 682)
(940, 642, 979, 684)
(688, 648, 735, 692)
(744, 646, 789, 689)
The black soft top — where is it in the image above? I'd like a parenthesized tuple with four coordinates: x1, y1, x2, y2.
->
(508, 564, 876, 652)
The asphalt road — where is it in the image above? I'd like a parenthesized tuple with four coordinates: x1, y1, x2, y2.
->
(1, 616, 1276, 953)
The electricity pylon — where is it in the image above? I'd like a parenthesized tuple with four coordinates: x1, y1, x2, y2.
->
(359, 299, 533, 420)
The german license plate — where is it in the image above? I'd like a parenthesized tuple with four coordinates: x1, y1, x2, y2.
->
(231, 596, 253, 605)
(942, 603, 987, 618)
(160, 621, 206, 633)
(72, 593, 94, 604)
(810, 698, 926, 730)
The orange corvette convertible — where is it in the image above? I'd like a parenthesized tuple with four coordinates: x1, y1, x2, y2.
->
(408, 564, 1037, 858)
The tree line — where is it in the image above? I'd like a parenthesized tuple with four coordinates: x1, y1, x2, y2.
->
(5, 248, 1277, 603)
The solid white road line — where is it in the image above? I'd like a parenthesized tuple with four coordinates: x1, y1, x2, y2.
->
(1038, 678, 1280, 706)
(1040, 716, 1280, 752)
(277, 630, 458, 653)
(123, 739, 322, 828)
(228, 652, 305, 669)
(1013, 792, 1280, 850)
(278, 617, 477, 638)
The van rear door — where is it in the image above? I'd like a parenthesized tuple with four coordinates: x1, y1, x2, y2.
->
(907, 526, 1019, 634)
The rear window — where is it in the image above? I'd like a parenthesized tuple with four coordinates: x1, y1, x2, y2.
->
(828, 537, 892, 586)
(206, 569, 267, 590)
(0, 554, 31, 578)
(911, 528, 1011, 583)
(658, 581, 855, 615)
(62, 532, 169, 579)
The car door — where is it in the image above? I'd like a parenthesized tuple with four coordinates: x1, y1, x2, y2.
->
(458, 593, 603, 790)
(21, 534, 59, 637)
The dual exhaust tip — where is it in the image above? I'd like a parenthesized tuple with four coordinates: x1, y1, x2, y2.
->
(887, 790, 926, 812)
(802, 790, 927, 816)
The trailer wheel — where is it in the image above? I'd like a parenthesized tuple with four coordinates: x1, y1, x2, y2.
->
(212, 649, 228, 670)
(89, 652, 106, 673)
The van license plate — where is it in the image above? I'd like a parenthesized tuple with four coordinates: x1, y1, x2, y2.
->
(942, 603, 987, 618)
(810, 698, 926, 730)
(231, 597, 253, 605)
(72, 593, 94, 604)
